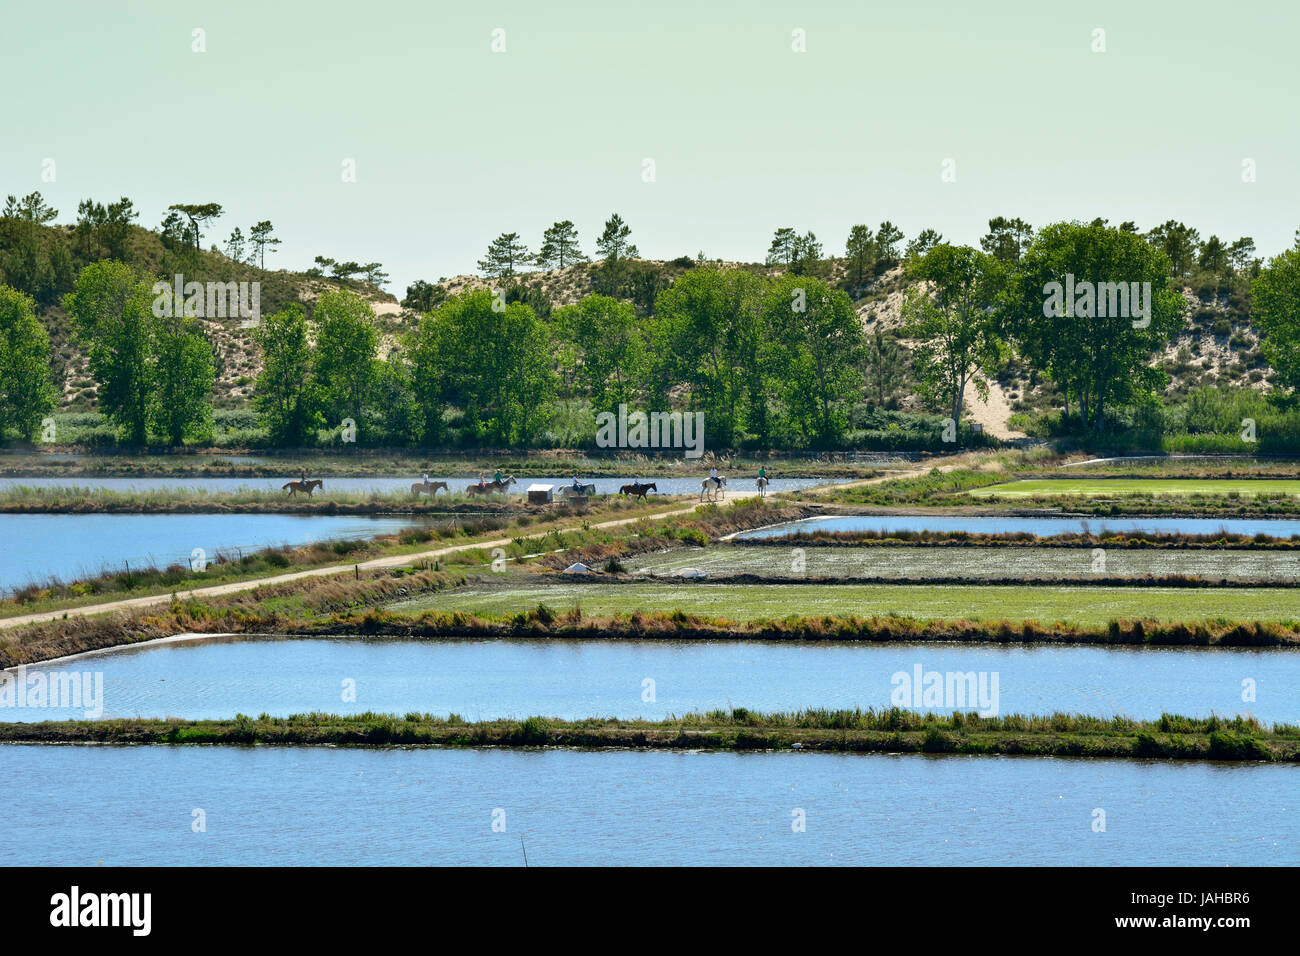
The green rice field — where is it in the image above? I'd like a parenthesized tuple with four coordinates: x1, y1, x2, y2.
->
(387, 580, 1300, 627)
(970, 478, 1300, 498)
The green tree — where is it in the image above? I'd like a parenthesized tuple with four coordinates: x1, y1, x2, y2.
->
(862, 327, 905, 407)
(224, 227, 247, 263)
(99, 198, 137, 261)
(412, 289, 556, 444)
(248, 221, 280, 269)
(844, 225, 876, 288)
(555, 295, 647, 410)
(1252, 246, 1300, 392)
(1145, 220, 1201, 277)
(0, 284, 57, 439)
(0, 192, 71, 304)
(1228, 237, 1256, 275)
(980, 217, 1035, 262)
(766, 227, 797, 267)
(369, 347, 418, 445)
(1006, 221, 1186, 432)
(64, 261, 155, 444)
(313, 290, 379, 430)
(477, 232, 532, 278)
(167, 203, 223, 252)
(653, 267, 765, 446)
(1198, 235, 1230, 277)
(402, 279, 446, 313)
(149, 312, 215, 445)
(790, 231, 824, 277)
(536, 220, 586, 269)
(901, 244, 1004, 429)
(874, 221, 904, 263)
(904, 228, 944, 260)
(596, 214, 638, 261)
(253, 306, 321, 446)
(762, 275, 863, 446)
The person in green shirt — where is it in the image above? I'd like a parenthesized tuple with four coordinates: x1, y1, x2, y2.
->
(493, 470, 503, 484)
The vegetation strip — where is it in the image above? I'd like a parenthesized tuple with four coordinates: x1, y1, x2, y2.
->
(2, 709, 1294, 762)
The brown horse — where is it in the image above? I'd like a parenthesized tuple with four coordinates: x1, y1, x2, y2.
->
(411, 480, 448, 497)
(619, 481, 656, 499)
(465, 475, 517, 496)
(283, 478, 324, 497)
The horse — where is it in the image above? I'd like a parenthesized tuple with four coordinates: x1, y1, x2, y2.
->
(411, 480, 448, 497)
(283, 478, 324, 497)
(560, 482, 596, 499)
(465, 475, 517, 496)
(619, 481, 656, 500)
(700, 475, 727, 501)
(756, 475, 769, 498)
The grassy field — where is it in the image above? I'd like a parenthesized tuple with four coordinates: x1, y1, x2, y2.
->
(388, 579, 1300, 627)
(971, 478, 1300, 498)
(4, 709, 1293, 761)
(623, 545, 1300, 581)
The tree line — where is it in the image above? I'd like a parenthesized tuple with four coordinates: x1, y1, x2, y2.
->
(3, 198, 1300, 448)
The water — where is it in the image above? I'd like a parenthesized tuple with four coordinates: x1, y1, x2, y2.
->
(0, 475, 835, 497)
(738, 514, 1300, 539)
(0, 746, 1292, 865)
(8, 635, 1296, 723)
(0, 513, 430, 592)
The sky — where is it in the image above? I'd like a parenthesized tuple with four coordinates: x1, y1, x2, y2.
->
(3, 0, 1297, 295)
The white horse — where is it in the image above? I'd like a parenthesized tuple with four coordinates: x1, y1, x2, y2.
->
(756, 475, 769, 498)
(700, 475, 727, 501)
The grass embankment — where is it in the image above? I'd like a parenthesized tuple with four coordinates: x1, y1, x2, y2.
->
(807, 466, 1300, 516)
(972, 478, 1300, 498)
(0, 485, 662, 515)
(0, 450, 886, 480)
(0, 500, 809, 663)
(390, 580, 1300, 628)
(3, 709, 1295, 761)
(742, 529, 1300, 549)
(0, 496, 673, 618)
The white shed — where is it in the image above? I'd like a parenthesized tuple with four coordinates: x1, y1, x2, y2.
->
(527, 483, 554, 504)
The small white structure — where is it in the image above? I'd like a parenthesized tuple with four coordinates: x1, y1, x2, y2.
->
(562, 562, 594, 574)
(673, 567, 708, 579)
(527, 483, 554, 504)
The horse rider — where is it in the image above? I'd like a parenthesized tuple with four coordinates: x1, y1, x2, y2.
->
(572, 474, 582, 492)
(709, 465, 719, 486)
(494, 469, 503, 484)
(422, 472, 429, 485)
(478, 474, 486, 489)
(758, 465, 766, 480)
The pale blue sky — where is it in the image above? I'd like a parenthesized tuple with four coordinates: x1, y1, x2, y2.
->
(3, 0, 1296, 294)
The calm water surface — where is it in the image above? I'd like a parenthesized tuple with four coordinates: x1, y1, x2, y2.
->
(6, 635, 1295, 723)
(0, 513, 430, 592)
(0, 746, 1292, 865)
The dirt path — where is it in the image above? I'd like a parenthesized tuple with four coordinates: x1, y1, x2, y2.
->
(0, 463, 979, 633)
(0, 495, 752, 631)
(964, 380, 1026, 440)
